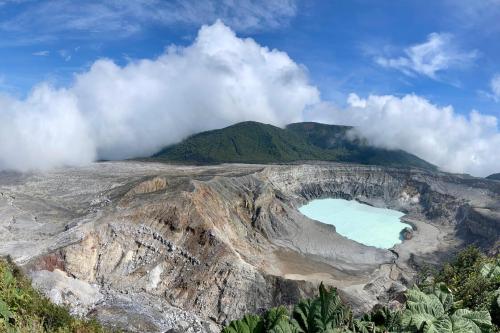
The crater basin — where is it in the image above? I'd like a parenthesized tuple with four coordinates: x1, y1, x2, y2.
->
(299, 198, 410, 249)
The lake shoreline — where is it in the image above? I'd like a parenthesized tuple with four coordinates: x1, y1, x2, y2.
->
(299, 198, 411, 249)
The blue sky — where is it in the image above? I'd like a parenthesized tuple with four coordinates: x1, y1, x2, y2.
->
(0, 0, 500, 176)
(1, 0, 499, 115)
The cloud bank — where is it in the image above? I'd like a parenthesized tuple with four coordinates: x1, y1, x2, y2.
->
(0, 21, 319, 171)
(0, 21, 499, 176)
(308, 94, 500, 177)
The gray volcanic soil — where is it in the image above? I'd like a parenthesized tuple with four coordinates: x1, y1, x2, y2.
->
(0, 162, 499, 332)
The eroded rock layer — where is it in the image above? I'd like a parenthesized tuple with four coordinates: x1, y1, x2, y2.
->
(0, 162, 499, 332)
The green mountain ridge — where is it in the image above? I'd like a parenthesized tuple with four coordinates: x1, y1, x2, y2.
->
(487, 173, 500, 181)
(151, 121, 437, 171)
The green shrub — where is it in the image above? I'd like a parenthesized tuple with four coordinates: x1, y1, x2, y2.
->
(434, 246, 500, 326)
(0, 257, 110, 333)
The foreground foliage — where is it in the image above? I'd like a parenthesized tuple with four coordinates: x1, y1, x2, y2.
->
(0, 257, 107, 333)
(222, 247, 500, 333)
(434, 246, 500, 326)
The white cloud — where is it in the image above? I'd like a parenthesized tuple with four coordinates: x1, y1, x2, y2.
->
(0, 85, 95, 171)
(375, 33, 478, 79)
(0, 21, 318, 171)
(32, 50, 50, 56)
(490, 74, 500, 101)
(307, 94, 500, 176)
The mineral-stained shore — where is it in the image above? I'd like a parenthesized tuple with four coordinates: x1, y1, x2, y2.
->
(0, 162, 499, 332)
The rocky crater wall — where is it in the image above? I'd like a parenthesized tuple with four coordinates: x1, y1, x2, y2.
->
(0, 162, 499, 332)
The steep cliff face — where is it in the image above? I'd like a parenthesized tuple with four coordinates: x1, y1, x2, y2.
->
(459, 206, 500, 250)
(0, 162, 499, 332)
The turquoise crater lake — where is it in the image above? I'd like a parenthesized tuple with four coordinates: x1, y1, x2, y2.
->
(299, 198, 410, 249)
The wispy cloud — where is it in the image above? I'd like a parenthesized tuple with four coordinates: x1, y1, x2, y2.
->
(478, 74, 500, 102)
(0, 0, 24, 6)
(445, 0, 500, 32)
(489, 74, 500, 102)
(375, 33, 478, 80)
(58, 49, 71, 62)
(0, 0, 298, 44)
(155, 0, 298, 31)
(32, 50, 50, 56)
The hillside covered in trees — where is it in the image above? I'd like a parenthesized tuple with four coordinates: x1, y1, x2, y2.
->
(151, 122, 437, 171)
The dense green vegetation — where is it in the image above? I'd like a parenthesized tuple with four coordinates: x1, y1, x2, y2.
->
(0, 257, 107, 333)
(151, 121, 436, 171)
(432, 247, 500, 326)
(222, 247, 500, 333)
(486, 174, 500, 181)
